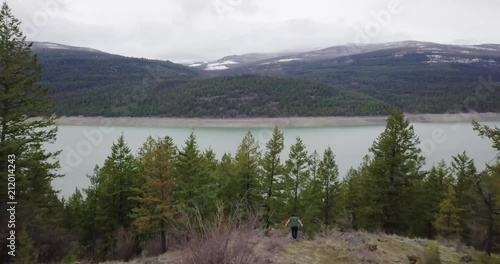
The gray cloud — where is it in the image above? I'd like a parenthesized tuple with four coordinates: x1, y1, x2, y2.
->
(6, 0, 500, 62)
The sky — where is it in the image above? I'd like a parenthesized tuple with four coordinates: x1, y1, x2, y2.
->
(8, 0, 500, 62)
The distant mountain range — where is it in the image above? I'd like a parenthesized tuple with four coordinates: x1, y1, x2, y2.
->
(183, 41, 500, 72)
(31, 41, 500, 117)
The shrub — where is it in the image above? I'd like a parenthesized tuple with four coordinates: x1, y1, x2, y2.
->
(474, 252, 500, 264)
(15, 228, 38, 264)
(420, 241, 441, 264)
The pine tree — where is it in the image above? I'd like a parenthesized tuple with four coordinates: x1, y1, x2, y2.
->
(215, 153, 238, 210)
(342, 156, 381, 231)
(472, 121, 500, 255)
(261, 127, 284, 229)
(90, 135, 141, 259)
(99, 134, 141, 229)
(300, 150, 322, 236)
(434, 187, 462, 239)
(15, 228, 38, 264)
(65, 188, 86, 238)
(175, 133, 215, 221)
(284, 137, 310, 214)
(81, 166, 100, 260)
(368, 110, 424, 234)
(132, 136, 176, 253)
(421, 161, 453, 237)
(0, 3, 61, 262)
(234, 131, 262, 214)
(450, 152, 476, 241)
(317, 147, 339, 228)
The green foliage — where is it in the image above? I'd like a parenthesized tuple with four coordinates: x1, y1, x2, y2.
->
(284, 137, 310, 215)
(15, 228, 38, 264)
(99, 134, 141, 228)
(471, 122, 500, 255)
(367, 110, 425, 234)
(52, 74, 396, 117)
(450, 151, 477, 241)
(175, 133, 217, 222)
(317, 147, 340, 228)
(261, 127, 285, 229)
(61, 243, 79, 264)
(434, 187, 463, 238)
(474, 252, 500, 264)
(421, 241, 442, 264)
(419, 161, 453, 237)
(132, 136, 177, 253)
(0, 3, 68, 262)
(234, 132, 262, 214)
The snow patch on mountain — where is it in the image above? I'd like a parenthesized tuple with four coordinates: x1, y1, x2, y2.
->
(277, 58, 302, 62)
(205, 60, 239, 70)
(424, 55, 497, 65)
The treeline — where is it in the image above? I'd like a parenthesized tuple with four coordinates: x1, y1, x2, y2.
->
(12, 111, 499, 263)
(53, 75, 395, 117)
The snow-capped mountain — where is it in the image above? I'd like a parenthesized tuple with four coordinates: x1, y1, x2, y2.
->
(192, 41, 500, 74)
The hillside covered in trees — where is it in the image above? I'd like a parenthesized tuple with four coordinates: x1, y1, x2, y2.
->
(54, 75, 395, 117)
(34, 41, 500, 118)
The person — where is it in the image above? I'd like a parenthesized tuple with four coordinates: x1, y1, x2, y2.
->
(284, 214, 303, 240)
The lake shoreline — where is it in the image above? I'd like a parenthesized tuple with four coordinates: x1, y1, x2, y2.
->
(55, 113, 500, 128)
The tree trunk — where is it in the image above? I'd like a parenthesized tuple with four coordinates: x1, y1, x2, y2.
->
(160, 221, 167, 253)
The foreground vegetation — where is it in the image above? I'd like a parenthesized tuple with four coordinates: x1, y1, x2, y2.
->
(1, 3, 499, 263)
(104, 229, 500, 264)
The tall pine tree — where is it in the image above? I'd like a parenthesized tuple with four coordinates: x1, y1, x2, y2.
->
(0, 3, 61, 262)
(132, 136, 176, 253)
(234, 132, 262, 215)
(261, 127, 284, 229)
(317, 147, 339, 228)
(368, 110, 424, 234)
(284, 137, 310, 215)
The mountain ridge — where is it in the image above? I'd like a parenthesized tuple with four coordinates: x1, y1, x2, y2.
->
(30, 40, 500, 117)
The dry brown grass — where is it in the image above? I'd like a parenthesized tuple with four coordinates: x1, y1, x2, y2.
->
(104, 228, 495, 264)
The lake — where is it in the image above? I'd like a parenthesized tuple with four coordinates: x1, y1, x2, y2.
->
(45, 121, 500, 198)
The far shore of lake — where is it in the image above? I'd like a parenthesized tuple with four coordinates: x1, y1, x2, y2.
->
(55, 113, 500, 128)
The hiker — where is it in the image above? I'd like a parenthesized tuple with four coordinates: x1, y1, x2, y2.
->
(284, 214, 303, 240)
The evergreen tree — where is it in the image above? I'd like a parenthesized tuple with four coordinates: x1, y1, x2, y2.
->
(215, 153, 239, 210)
(15, 228, 38, 264)
(89, 135, 142, 260)
(234, 132, 262, 214)
(450, 152, 476, 241)
(300, 150, 322, 236)
(434, 186, 462, 238)
(471, 121, 500, 255)
(99, 134, 141, 229)
(64, 188, 86, 239)
(317, 147, 340, 228)
(132, 136, 176, 253)
(421, 161, 453, 237)
(0, 3, 61, 262)
(284, 137, 310, 214)
(340, 156, 380, 231)
(175, 133, 215, 221)
(368, 110, 424, 234)
(309, 150, 320, 181)
(261, 127, 284, 229)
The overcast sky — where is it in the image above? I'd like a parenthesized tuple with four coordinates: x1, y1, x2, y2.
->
(9, 0, 500, 62)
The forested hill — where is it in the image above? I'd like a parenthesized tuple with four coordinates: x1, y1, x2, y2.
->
(33, 42, 202, 95)
(54, 75, 395, 117)
(35, 41, 500, 117)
